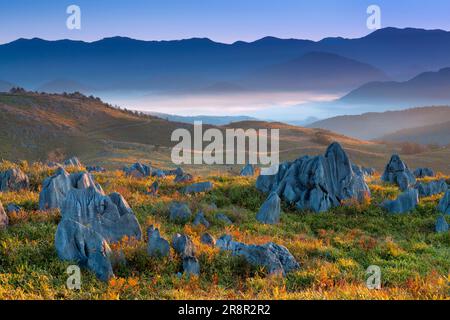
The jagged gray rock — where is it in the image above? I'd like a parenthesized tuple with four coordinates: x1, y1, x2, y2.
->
(147, 225, 170, 257)
(415, 179, 448, 197)
(169, 202, 192, 223)
(172, 233, 196, 257)
(55, 218, 113, 282)
(435, 215, 449, 233)
(123, 162, 151, 178)
(183, 181, 213, 194)
(6, 203, 21, 213)
(438, 190, 450, 214)
(174, 171, 193, 183)
(381, 155, 416, 191)
(256, 142, 370, 213)
(200, 233, 215, 247)
(381, 189, 419, 214)
(216, 235, 299, 276)
(0, 201, 8, 228)
(182, 256, 200, 276)
(64, 157, 83, 167)
(193, 211, 210, 228)
(215, 213, 233, 225)
(147, 181, 159, 196)
(39, 168, 104, 210)
(240, 164, 255, 176)
(362, 167, 376, 176)
(0, 168, 30, 192)
(256, 192, 281, 224)
(60, 187, 142, 242)
(413, 167, 435, 178)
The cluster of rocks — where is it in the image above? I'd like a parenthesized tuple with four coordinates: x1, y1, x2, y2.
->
(86, 165, 106, 173)
(123, 162, 191, 182)
(0, 168, 29, 192)
(172, 233, 200, 276)
(413, 167, 435, 178)
(216, 235, 299, 276)
(381, 189, 419, 214)
(381, 155, 416, 191)
(256, 142, 370, 213)
(415, 179, 448, 197)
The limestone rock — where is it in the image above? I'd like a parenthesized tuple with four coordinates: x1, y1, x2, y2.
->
(381, 155, 416, 191)
(55, 218, 113, 282)
(86, 165, 106, 173)
(0, 168, 30, 192)
(381, 189, 419, 214)
(256, 192, 281, 224)
(215, 213, 233, 225)
(435, 215, 449, 233)
(169, 202, 192, 223)
(240, 164, 255, 176)
(147, 225, 170, 257)
(200, 233, 215, 247)
(6, 203, 21, 213)
(415, 179, 448, 197)
(183, 181, 213, 194)
(172, 233, 196, 257)
(182, 256, 200, 276)
(438, 190, 450, 214)
(193, 211, 210, 228)
(362, 167, 376, 176)
(64, 157, 83, 167)
(39, 168, 104, 210)
(256, 142, 370, 213)
(413, 167, 435, 178)
(123, 162, 151, 178)
(216, 235, 299, 276)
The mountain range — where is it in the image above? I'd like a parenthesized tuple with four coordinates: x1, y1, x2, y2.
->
(2, 27, 450, 94)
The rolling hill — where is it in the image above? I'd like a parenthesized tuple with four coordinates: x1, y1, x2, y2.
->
(380, 120, 450, 146)
(308, 106, 450, 140)
(1, 90, 449, 173)
(340, 68, 450, 106)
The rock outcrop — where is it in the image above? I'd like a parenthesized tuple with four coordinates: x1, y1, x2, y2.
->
(216, 235, 299, 276)
(435, 215, 449, 233)
(415, 179, 448, 197)
(55, 218, 113, 282)
(0, 201, 8, 228)
(0, 168, 30, 192)
(55, 186, 142, 281)
(381, 189, 419, 214)
(147, 225, 170, 257)
(256, 192, 281, 224)
(193, 211, 210, 228)
(381, 155, 416, 191)
(6, 203, 21, 213)
(123, 162, 152, 178)
(256, 142, 370, 213)
(413, 167, 435, 178)
(172, 233, 200, 276)
(86, 166, 106, 173)
(64, 157, 83, 167)
(39, 168, 104, 210)
(183, 181, 213, 194)
(200, 233, 215, 247)
(240, 164, 255, 176)
(362, 167, 376, 176)
(169, 202, 192, 223)
(438, 190, 450, 214)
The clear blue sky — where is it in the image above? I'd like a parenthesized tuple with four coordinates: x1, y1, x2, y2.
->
(1, 0, 450, 44)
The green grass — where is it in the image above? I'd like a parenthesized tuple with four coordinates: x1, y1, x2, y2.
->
(0, 163, 449, 300)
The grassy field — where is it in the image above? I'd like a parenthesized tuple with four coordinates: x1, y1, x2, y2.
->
(0, 161, 449, 300)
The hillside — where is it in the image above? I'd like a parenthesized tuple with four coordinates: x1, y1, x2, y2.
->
(241, 52, 388, 92)
(380, 120, 450, 146)
(340, 68, 450, 106)
(308, 106, 450, 140)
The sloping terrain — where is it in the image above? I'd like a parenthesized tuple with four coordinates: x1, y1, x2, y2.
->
(308, 106, 450, 140)
(380, 120, 450, 145)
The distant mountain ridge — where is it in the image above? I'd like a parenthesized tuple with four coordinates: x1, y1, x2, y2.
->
(380, 121, 450, 146)
(308, 106, 450, 140)
(145, 112, 258, 125)
(3, 28, 450, 93)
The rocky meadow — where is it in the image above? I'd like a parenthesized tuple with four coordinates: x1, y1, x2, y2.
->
(0, 143, 449, 300)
